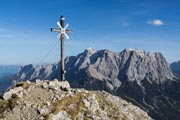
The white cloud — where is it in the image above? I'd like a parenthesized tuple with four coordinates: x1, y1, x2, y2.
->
(147, 19, 164, 26)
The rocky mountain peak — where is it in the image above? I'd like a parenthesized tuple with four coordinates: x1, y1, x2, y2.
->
(0, 80, 152, 120)
(17, 64, 34, 75)
(124, 48, 145, 53)
(85, 47, 96, 55)
(77, 47, 97, 59)
(119, 48, 175, 83)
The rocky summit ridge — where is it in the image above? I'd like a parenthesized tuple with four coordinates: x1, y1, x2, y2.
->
(0, 80, 152, 120)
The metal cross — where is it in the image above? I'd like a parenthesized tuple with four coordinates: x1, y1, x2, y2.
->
(51, 16, 72, 81)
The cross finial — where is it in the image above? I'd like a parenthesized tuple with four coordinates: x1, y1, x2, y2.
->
(61, 15, 65, 20)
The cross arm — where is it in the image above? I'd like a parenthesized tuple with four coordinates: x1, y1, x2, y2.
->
(51, 28, 61, 32)
(65, 29, 73, 33)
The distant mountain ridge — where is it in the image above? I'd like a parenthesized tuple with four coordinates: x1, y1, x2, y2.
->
(0, 65, 20, 78)
(0, 65, 20, 94)
(171, 60, 180, 75)
(7, 48, 180, 119)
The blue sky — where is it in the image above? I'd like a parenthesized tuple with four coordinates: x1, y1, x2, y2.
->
(0, 0, 179, 64)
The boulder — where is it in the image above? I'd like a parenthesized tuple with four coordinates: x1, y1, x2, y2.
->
(3, 87, 24, 100)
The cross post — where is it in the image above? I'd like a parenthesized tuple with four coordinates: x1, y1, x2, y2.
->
(51, 16, 72, 81)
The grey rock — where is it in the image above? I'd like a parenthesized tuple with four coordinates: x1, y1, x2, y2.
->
(50, 110, 71, 120)
(46, 101, 51, 106)
(49, 79, 70, 90)
(37, 108, 49, 116)
(83, 99, 90, 108)
(42, 81, 49, 88)
(3, 87, 24, 100)
(35, 79, 43, 84)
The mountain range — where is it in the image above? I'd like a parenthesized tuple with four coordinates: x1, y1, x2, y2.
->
(0, 65, 20, 93)
(2, 48, 180, 120)
(0, 65, 20, 79)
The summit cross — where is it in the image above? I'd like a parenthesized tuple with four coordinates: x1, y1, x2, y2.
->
(51, 16, 72, 81)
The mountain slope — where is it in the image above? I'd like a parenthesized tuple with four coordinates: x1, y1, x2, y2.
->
(0, 80, 152, 120)
(171, 60, 180, 75)
(14, 48, 180, 119)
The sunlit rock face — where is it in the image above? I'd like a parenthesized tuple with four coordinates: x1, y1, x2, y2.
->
(17, 48, 175, 85)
